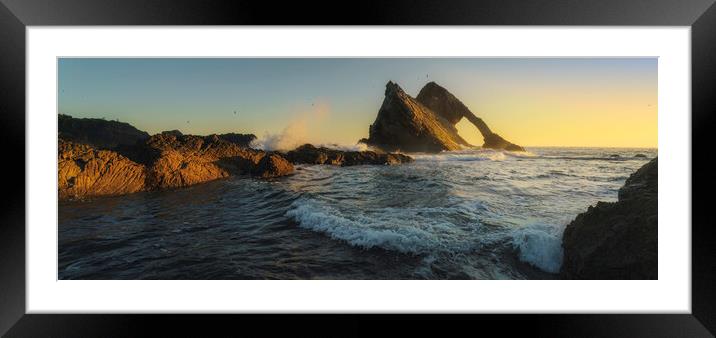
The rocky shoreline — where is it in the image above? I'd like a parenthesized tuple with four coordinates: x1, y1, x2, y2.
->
(58, 118, 413, 200)
(560, 158, 658, 279)
(59, 80, 522, 200)
(58, 81, 657, 281)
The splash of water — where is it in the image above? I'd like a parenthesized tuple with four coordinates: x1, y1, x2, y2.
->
(252, 101, 331, 151)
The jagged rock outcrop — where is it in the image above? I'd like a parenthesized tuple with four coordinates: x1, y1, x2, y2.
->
(218, 133, 257, 148)
(365, 82, 469, 152)
(59, 115, 256, 150)
(59, 130, 292, 200)
(561, 158, 657, 279)
(143, 132, 291, 188)
(284, 144, 413, 166)
(364, 82, 524, 153)
(416, 82, 525, 151)
(253, 154, 295, 178)
(58, 139, 148, 199)
(58, 114, 150, 149)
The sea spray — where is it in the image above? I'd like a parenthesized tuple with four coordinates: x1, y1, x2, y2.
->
(252, 101, 331, 151)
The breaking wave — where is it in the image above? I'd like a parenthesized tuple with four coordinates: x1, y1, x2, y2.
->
(412, 149, 537, 162)
(510, 222, 565, 273)
(285, 197, 481, 255)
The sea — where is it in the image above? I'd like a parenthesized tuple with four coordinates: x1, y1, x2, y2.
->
(58, 147, 656, 279)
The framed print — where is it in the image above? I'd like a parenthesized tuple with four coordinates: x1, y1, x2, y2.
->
(1, 0, 715, 336)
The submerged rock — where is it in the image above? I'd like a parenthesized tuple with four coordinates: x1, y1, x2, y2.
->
(284, 144, 413, 166)
(561, 158, 657, 279)
(364, 81, 524, 153)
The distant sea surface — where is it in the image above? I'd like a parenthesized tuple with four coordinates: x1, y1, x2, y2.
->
(58, 147, 656, 279)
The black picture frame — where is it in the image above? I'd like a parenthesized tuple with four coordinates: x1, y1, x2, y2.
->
(1, 0, 714, 336)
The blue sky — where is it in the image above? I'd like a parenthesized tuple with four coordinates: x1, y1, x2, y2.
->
(58, 58, 657, 147)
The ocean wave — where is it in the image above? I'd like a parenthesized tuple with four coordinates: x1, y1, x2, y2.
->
(286, 196, 569, 275)
(285, 197, 480, 255)
(412, 149, 508, 162)
(509, 222, 565, 274)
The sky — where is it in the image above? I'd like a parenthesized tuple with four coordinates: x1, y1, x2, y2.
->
(58, 58, 657, 148)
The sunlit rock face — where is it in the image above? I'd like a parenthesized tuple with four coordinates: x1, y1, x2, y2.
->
(365, 81, 469, 153)
(58, 140, 148, 199)
(58, 128, 292, 200)
(561, 158, 658, 279)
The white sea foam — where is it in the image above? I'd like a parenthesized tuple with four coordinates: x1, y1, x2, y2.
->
(410, 149, 539, 162)
(315, 142, 370, 152)
(412, 149, 507, 162)
(510, 222, 565, 273)
(287, 197, 567, 274)
(285, 197, 479, 255)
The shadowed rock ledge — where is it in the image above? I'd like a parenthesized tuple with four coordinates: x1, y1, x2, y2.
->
(561, 158, 657, 279)
(284, 144, 413, 166)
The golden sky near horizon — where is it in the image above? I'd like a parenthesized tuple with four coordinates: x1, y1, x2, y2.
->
(59, 58, 658, 149)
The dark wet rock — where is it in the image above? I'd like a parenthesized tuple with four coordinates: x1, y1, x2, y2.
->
(416, 82, 525, 152)
(634, 154, 647, 158)
(58, 114, 150, 149)
(482, 133, 525, 152)
(161, 129, 184, 137)
(284, 144, 413, 166)
(561, 158, 657, 279)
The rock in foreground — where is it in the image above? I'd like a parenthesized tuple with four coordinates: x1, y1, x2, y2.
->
(284, 144, 413, 166)
(59, 131, 293, 200)
(561, 158, 657, 279)
(58, 140, 148, 199)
